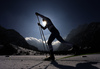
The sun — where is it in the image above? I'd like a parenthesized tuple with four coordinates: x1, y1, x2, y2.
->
(42, 20, 47, 26)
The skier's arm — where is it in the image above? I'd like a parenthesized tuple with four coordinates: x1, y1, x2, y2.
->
(35, 12, 48, 20)
(38, 23, 47, 30)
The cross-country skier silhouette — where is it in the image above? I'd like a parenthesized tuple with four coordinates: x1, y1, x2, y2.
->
(35, 12, 73, 61)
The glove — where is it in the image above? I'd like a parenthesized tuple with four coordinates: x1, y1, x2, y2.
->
(35, 12, 39, 16)
(38, 23, 41, 26)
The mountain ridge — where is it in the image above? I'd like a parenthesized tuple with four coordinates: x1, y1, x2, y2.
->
(0, 25, 38, 55)
(58, 22, 100, 54)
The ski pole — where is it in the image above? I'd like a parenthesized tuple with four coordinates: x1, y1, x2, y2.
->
(37, 16, 49, 52)
(36, 15, 48, 57)
(36, 15, 46, 51)
(41, 29, 49, 52)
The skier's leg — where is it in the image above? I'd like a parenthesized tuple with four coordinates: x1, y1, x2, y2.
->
(48, 34, 55, 60)
(56, 34, 73, 47)
(56, 34, 67, 43)
(48, 34, 55, 50)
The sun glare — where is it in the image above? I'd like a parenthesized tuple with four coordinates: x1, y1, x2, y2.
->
(42, 21, 47, 26)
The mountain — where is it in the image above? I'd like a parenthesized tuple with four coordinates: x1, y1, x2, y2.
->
(58, 22, 100, 54)
(0, 25, 38, 55)
(66, 23, 88, 41)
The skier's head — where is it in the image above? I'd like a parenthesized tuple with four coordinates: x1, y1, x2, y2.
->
(42, 19, 47, 23)
(42, 19, 46, 21)
(42, 19, 47, 26)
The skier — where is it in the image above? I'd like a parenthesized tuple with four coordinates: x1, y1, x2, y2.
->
(35, 12, 73, 61)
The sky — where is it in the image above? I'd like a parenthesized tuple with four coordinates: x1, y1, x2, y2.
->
(0, 0, 100, 50)
(0, 0, 100, 38)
